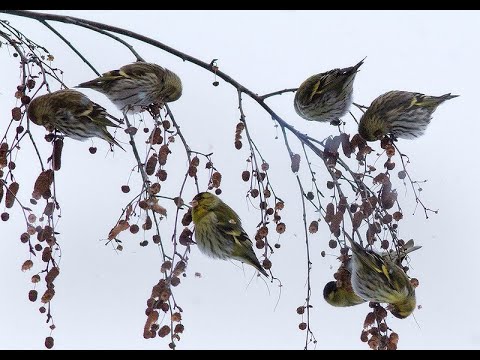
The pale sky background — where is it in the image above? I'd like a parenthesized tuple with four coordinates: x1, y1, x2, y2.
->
(0, 10, 478, 350)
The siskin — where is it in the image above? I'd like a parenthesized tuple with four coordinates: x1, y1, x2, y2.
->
(76, 62, 182, 113)
(294, 58, 364, 124)
(347, 238, 417, 319)
(190, 192, 269, 277)
(324, 240, 420, 308)
(358, 90, 459, 141)
(27, 89, 123, 149)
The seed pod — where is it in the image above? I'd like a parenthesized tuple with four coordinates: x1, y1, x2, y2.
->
(142, 215, 152, 230)
(352, 211, 364, 230)
(158, 325, 170, 338)
(158, 144, 171, 165)
(107, 220, 130, 240)
(262, 258, 272, 270)
(145, 154, 158, 176)
(174, 324, 184, 334)
(32, 170, 54, 200)
(211, 171, 222, 188)
(43, 202, 55, 216)
(29, 289, 38, 302)
(45, 336, 54, 349)
(41, 288, 55, 303)
(12, 107, 22, 121)
(45, 267, 60, 285)
(149, 127, 163, 145)
(291, 153, 301, 173)
(21, 260, 34, 271)
(308, 221, 318, 234)
(42, 247, 52, 262)
(276, 222, 286, 234)
(52, 138, 63, 171)
(5, 182, 19, 208)
(171, 312, 182, 322)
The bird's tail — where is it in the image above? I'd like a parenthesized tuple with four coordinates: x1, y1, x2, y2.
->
(352, 56, 366, 72)
(103, 130, 125, 151)
(76, 78, 104, 90)
(438, 93, 460, 102)
(417, 93, 459, 108)
(246, 254, 269, 277)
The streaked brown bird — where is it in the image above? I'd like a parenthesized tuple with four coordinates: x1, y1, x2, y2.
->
(190, 192, 269, 277)
(324, 240, 420, 308)
(358, 90, 458, 141)
(294, 58, 364, 124)
(76, 62, 182, 113)
(347, 238, 417, 319)
(27, 89, 123, 149)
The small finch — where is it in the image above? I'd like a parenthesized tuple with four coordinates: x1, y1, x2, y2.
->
(324, 240, 420, 308)
(190, 192, 269, 277)
(27, 89, 123, 149)
(358, 90, 459, 141)
(76, 62, 182, 113)
(294, 58, 365, 124)
(347, 238, 417, 319)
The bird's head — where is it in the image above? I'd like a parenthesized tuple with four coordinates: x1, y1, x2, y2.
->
(162, 69, 183, 103)
(388, 295, 416, 319)
(358, 114, 388, 142)
(323, 280, 366, 307)
(190, 192, 220, 211)
(26, 97, 45, 126)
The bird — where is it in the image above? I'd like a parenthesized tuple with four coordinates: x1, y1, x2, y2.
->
(27, 89, 124, 149)
(323, 240, 420, 308)
(323, 280, 367, 308)
(294, 58, 365, 125)
(358, 90, 459, 141)
(190, 192, 269, 277)
(76, 62, 182, 114)
(346, 238, 417, 319)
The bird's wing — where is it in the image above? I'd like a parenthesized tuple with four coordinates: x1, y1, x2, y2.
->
(75, 101, 122, 128)
(354, 245, 394, 286)
(308, 70, 344, 101)
(216, 220, 252, 247)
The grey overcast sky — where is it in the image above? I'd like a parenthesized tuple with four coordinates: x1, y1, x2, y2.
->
(0, 10, 479, 349)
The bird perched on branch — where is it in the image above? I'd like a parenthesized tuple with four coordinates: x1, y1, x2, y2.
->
(358, 90, 458, 141)
(76, 62, 182, 113)
(27, 89, 124, 149)
(294, 58, 365, 125)
(345, 238, 417, 319)
(190, 192, 269, 277)
(323, 240, 420, 308)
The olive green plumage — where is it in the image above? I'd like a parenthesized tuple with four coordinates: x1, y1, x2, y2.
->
(324, 240, 420, 309)
(27, 89, 123, 149)
(294, 58, 364, 124)
(347, 239, 417, 319)
(76, 62, 182, 113)
(358, 90, 458, 141)
(323, 280, 367, 308)
(190, 192, 268, 277)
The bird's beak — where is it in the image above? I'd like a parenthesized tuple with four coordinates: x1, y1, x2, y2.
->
(190, 200, 198, 207)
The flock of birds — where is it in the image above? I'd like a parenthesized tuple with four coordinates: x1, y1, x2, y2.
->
(25, 59, 457, 320)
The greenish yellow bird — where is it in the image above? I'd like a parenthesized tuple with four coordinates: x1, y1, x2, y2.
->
(323, 280, 367, 308)
(27, 89, 124, 149)
(76, 62, 182, 113)
(358, 90, 458, 141)
(190, 192, 269, 277)
(294, 58, 364, 124)
(323, 240, 420, 308)
(347, 239, 417, 319)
